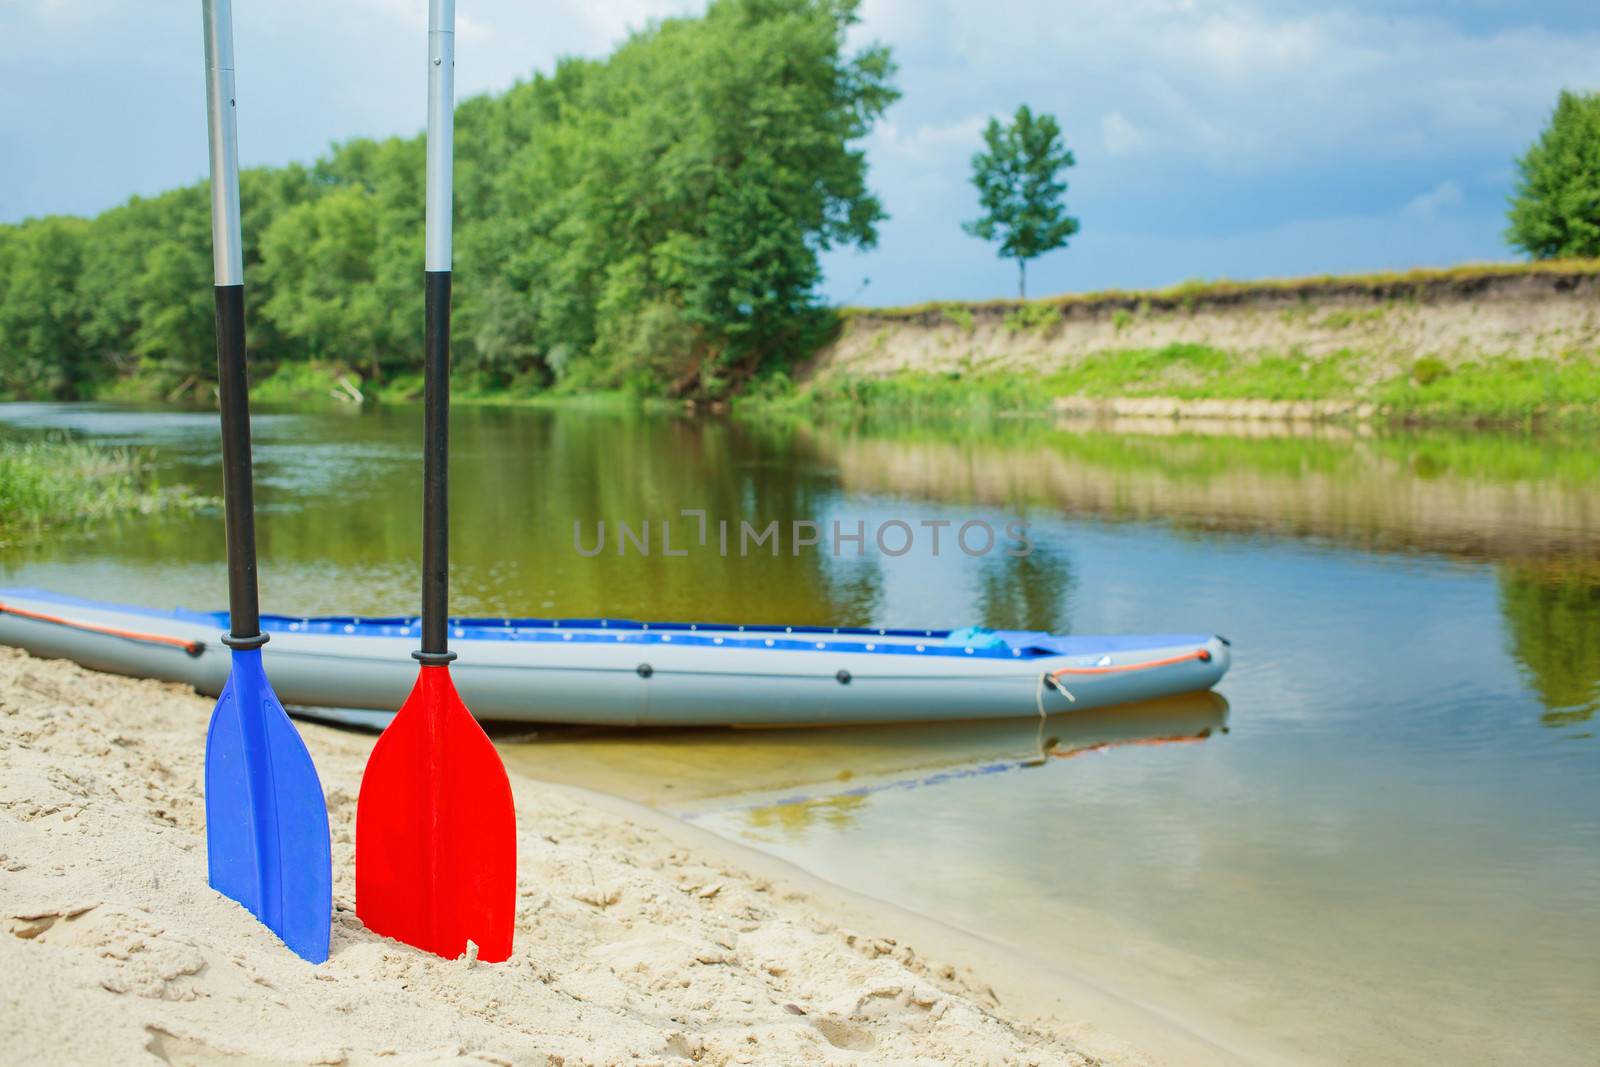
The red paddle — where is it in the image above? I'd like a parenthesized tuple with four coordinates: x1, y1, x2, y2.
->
(355, 0, 516, 963)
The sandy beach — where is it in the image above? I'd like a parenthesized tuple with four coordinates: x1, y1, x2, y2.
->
(0, 645, 1212, 1066)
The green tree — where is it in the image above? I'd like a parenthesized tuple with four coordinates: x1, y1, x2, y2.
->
(1507, 90, 1600, 259)
(0, 217, 93, 397)
(0, 0, 895, 401)
(127, 188, 215, 383)
(963, 105, 1078, 299)
(257, 183, 416, 381)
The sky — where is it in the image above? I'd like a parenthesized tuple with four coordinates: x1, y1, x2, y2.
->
(3, 0, 1599, 305)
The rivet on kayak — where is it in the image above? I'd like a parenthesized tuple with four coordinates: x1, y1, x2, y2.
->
(765, 639, 775, 647)
(662, 635, 672, 642)
(785, 626, 793, 633)
(713, 637, 723, 644)
(454, 628, 464, 638)
(289, 623, 299, 631)
(815, 642, 825, 649)
(636, 663, 653, 679)
(964, 647, 974, 654)
(562, 633, 571, 641)
(866, 643, 875, 651)
(836, 670, 851, 685)
(915, 644, 926, 652)
(344, 624, 355, 633)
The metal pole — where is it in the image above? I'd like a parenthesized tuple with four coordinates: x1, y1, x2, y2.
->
(416, 0, 456, 664)
(203, 0, 265, 648)
(425, 0, 454, 275)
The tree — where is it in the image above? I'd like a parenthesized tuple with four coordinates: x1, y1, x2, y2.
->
(0, 0, 897, 401)
(1507, 90, 1600, 259)
(0, 217, 93, 398)
(964, 105, 1078, 299)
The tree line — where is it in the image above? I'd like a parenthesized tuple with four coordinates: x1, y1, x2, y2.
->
(3, 0, 1595, 409)
(0, 0, 897, 401)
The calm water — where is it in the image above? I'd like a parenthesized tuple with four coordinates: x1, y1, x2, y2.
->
(3, 401, 1597, 1064)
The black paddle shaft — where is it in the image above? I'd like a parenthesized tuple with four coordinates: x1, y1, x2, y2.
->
(214, 284, 267, 648)
(416, 270, 456, 664)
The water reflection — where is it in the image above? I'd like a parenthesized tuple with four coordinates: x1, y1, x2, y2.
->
(492, 690, 1228, 812)
(974, 539, 1072, 632)
(799, 415, 1600, 559)
(1499, 561, 1600, 730)
(707, 693, 1229, 841)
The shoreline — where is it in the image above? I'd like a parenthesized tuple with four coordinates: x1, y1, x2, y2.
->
(17, 259, 1600, 427)
(564, 779, 1288, 1067)
(0, 645, 1249, 1065)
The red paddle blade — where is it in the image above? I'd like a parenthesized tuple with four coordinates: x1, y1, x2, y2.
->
(355, 665, 516, 962)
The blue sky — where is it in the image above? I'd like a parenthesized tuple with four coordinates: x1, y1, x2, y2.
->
(3, 0, 1598, 305)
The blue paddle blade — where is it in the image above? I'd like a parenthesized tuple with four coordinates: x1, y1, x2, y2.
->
(204, 647, 332, 963)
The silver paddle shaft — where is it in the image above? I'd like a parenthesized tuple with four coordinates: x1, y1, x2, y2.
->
(202, 0, 243, 287)
(426, 0, 455, 272)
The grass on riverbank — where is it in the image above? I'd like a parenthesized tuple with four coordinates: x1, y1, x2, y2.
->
(739, 344, 1600, 424)
(848, 259, 1600, 321)
(0, 438, 209, 544)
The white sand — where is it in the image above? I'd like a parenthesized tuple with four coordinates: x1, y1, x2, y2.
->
(0, 646, 1194, 1066)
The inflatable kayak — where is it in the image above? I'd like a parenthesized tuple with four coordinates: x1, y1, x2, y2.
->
(0, 588, 1230, 726)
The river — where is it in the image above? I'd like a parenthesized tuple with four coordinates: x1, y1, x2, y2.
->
(2, 400, 1596, 1065)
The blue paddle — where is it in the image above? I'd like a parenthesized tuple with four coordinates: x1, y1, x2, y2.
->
(200, 0, 331, 964)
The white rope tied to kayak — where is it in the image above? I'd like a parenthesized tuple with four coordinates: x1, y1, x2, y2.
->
(1035, 671, 1077, 716)
(1034, 671, 1075, 757)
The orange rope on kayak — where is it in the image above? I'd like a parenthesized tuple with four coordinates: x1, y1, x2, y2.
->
(1049, 647, 1210, 681)
(0, 601, 204, 656)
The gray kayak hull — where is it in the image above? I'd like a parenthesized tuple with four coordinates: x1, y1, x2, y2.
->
(0, 589, 1231, 726)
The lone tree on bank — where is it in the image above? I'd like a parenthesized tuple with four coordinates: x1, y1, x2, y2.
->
(1507, 89, 1600, 258)
(963, 105, 1079, 299)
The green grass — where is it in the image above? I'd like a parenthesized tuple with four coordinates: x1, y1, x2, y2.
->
(1034, 343, 1356, 401)
(1003, 302, 1060, 333)
(748, 343, 1356, 414)
(251, 362, 364, 404)
(1377, 353, 1600, 420)
(0, 438, 210, 544)
(941, 305, 975, 331)
(740, 344, 1600, 424)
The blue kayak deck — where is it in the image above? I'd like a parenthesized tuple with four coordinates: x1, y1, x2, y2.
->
(1, 587, 1210, 663)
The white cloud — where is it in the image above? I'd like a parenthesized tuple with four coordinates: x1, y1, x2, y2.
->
(1100, 112, 1147, 157)
(1403, 179, 1465, 220)
(870, 115, 989, 167)
(854, 0, 1600, 169)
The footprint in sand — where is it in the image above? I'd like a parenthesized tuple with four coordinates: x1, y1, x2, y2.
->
(809, 1015, 875, 1051)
